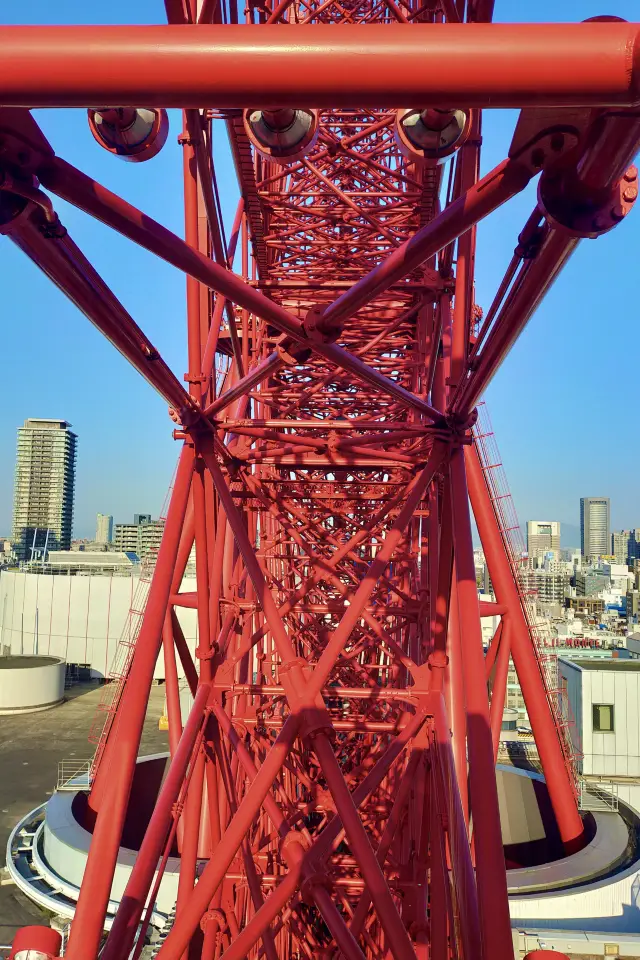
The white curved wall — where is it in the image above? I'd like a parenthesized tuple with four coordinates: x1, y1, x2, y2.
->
(0, 570, 198, 680)
(0, 657, 65, 712)
(43, 777, 179, 914)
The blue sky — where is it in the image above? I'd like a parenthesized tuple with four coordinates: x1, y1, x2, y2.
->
(0, 1, 638, 545)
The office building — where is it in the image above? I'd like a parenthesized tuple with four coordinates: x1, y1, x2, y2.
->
(575, 570, 609, 597)
(526, 520, 561, 562)
(612, 529, 632, 565)
(12, 419, 77, 561)
(113, 514, 164, 559)
(95, 513, 113, 544)
(630, 529, 640, 563)
(627, 589, 640, 624)
(520, 567, 569, 603)
(580, 496, 610, 558)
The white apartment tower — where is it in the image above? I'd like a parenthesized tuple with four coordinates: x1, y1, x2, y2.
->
(12, 419, 77, 560)
(580, 496, 611, 559)
(526, 520, 561, 562)
(95, 513, 114, 544)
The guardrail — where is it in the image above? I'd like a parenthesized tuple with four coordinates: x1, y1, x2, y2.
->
(56, 759, 91, 791)
(579, 780, 619, 812)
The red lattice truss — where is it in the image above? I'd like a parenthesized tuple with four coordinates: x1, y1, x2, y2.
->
(2, 4, 640, 960)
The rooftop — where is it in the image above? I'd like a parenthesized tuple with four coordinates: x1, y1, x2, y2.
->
(0, 656, 60, 669)
(21, 419, 73, 429)
(559, 657, 640, 672)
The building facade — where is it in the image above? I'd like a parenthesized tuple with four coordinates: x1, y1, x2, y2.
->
(12, 419, 77, 561)
(575, 570, 609, 596)
(526, 520, 561, 563)
(580, 496, 610, 559)
(559, 658, 640, 812)
(0, 568, 196, 678)
(95, 513, 113, 544)
(113, 514, 164, 559)
(520, 568, 569, 603)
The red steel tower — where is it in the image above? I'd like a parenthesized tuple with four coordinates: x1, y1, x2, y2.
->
(2, 5, 640, 960)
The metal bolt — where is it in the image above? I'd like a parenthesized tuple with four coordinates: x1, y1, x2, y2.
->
(623, 186, 637, 202)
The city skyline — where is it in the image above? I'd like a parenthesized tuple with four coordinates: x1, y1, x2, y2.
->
(2, 418, 638, 544)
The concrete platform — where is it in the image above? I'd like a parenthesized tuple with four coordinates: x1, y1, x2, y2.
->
(0, 682, 168, 944)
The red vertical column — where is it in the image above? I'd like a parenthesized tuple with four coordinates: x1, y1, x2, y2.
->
(464, 443, 584, 849)
(447, 574, 468, 824)
(449, 447, 513, 960)
(489, 619, 511, 762)
(66, 445, 194, 960)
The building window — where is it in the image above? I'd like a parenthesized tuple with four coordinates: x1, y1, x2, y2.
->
(593, 704, 615, 733)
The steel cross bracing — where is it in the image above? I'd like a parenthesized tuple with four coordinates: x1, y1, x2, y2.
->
(3, 4, 640, 960)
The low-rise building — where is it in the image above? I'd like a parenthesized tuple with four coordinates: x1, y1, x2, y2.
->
(575, 570, 609, 596)
(114, 515, 164, 559)
(29, 550, 139, 575)
(565, 594, 605, 617)
(559, 657, 640, 810)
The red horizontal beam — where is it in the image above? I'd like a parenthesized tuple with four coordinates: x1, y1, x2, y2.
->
(1, 24, 640, 107)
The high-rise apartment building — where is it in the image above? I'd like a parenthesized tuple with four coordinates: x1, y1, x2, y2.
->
(580, 497, 610, 558)
(12, 419, 77, 561)
(612, 530, 632, 565)
(526, 520, 561, 562)
(95, 513, 114, 544)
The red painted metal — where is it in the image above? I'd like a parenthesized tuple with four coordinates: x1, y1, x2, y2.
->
(9, 927, 62, 959)
(4, 5, 639, 960)
(2, 24, 640, 107)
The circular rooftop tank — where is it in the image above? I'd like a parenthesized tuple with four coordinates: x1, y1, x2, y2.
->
(0, 655, 65, 714)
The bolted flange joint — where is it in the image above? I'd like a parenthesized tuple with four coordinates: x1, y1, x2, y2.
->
(279, 829, 307, 865)
(299, 706, 336, 745)
(302, 305, 343, 344)
(199, 908, 227, 934)
(539, 164, 638, 239)
(276, 337, 312, 366)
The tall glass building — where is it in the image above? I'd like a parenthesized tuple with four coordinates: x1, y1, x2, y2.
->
(580, 496, 610, 559)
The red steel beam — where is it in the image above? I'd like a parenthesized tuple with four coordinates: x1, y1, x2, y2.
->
(449, 448, 513, 960)
(5, 215, 194, 415)
(319, 157, 532, 331)
(1, 24, 640, 107)
(65, 445, 194, 960)
(453, 110, 640, 414)
(465, 442, 584, 849)
(101, 682, 211, 960)
(40, 157, 442, 421)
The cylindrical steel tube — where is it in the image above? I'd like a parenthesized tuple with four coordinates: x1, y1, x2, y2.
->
(1, 24, 640, 107)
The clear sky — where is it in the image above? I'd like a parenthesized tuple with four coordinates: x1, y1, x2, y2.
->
(0, 0, 637, 545)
